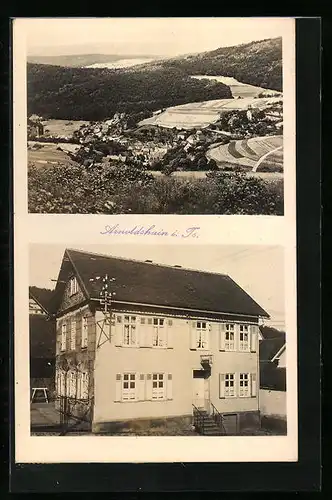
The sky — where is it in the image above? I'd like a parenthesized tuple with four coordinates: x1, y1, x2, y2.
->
(17, 17, 292, 56)
(29, 244, 285, 328)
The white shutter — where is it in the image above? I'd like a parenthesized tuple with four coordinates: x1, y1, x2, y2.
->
(219, 323, 226, 351)
(205, 323, 211, 349)
(146, 374, 153, 400)
(167, 320, 173, 348)
(219, 374, 225, 399)
(115, 373, 122, 401)
(251, 373, 257, 397)
(114, 316, 123, 346)
(146, 319, 154, 347)
(137, 373, 145, 401)
(134, 319, 140, 347)
(190, 322, 197, 350)
(250, 325, 258, 352)
(70, 318, 76, 350)
(167, 373, 173, 400)
(77, 372, 82, 399)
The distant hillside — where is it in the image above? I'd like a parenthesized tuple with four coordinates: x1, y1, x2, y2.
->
(27, 63, 232, 121)
(145, 38, 282, 91)
(27, 53, 159, 68)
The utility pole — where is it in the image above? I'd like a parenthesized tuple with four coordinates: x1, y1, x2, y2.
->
(89, 274, 116, 316)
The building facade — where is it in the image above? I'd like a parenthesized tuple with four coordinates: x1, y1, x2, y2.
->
(53, 249, 269, 434)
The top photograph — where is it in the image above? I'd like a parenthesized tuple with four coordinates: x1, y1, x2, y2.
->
(24, 18, 290, 215)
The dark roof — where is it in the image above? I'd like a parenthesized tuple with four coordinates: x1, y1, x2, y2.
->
(259, 336, 285, 362)
(29, 286, 55, 314)
(29, 315, 56, 358)
(260, 363, 286, 391)
(58, 249, 269, 317)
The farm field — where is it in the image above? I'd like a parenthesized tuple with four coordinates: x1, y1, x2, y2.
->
(148, 170, 284, 180)
(190, 75, 280, 98)
(28, 142, 80, 167)
(138, 97, 282, 130)
(206, 135, 283, 171)
(42, 119, 90, 137)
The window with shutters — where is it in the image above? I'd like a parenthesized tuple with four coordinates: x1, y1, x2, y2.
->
(225, 324, 235, 351)
(239, 373, 250, 397)
(122, 373, 136, 400)
(152, 373, 165, 399)
(225, 373, 236, 397)
(196, 321, 208, 349)
(61, 323, 67, 351)
(81, 316, 88, 348)
(69, 371, 76, 398)
(123, 316, 137, 346)
(239, 325, 249, 351)
(152, 318, 166, 347)
(81, 371, 89, 399)
(70, 318, 76, 350)
(69, 276, 78, 296)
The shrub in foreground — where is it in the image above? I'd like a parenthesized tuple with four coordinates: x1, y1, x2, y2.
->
(28, 163, 284, 215)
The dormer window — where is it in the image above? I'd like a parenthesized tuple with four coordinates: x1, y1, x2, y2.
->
(69, 276, 78, 296)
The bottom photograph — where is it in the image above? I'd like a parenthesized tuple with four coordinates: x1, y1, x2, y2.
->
(28, 244, 286, 437)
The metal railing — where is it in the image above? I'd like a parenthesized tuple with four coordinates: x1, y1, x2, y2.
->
(210, 401, 227, 434)
(192, 403, 205, 435)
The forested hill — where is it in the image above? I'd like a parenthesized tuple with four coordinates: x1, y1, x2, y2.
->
(145, 37, 283, 91)
(27, 64, 232, 121)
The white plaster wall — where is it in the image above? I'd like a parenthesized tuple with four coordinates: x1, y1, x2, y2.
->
(93, 311, 259, 424)
(259, 389, 286, 417)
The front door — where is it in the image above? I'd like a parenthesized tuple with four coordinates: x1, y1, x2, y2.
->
(193, 370, 208, 409)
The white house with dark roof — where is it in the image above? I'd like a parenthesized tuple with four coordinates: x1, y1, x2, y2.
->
(53, 249, 270, 435)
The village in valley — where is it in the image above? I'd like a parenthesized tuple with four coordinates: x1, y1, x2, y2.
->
(28, 92, 283, 175)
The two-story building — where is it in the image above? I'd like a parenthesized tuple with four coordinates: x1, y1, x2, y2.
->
(53, 248, 269, 435)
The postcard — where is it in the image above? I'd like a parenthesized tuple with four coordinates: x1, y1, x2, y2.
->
(12, 17, 297, 464)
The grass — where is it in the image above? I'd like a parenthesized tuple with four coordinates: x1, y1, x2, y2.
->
(28, 143, 80, 167)
(43, 119, 89, 137)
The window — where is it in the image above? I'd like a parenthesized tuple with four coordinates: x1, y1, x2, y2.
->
(152, 373, 165, 400)
(122, 373, 136, 400)
(68, 371, 77, 398)
(225, 373, 235, 397)
(239, 373, 250, 397)
(123, 316, 137, 346)
(239, 325, 249, 351)
(225, 324, 235, 351)
(153, 318, 165, 347)
(196, 321, 208, 349)
(81, 316, 88, 348)
(81, 372, 89, 399)
(69, 276, 78, 296)
(61, 323, 67, 351)
(70, 318, 76, 350)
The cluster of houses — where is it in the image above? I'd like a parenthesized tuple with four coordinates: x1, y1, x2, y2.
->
(29, 249, 287, 435)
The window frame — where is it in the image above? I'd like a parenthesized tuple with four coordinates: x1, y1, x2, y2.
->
(239, 372, 250, 397)
(195, 321, 208, 350)
(61, 322, 67, 351)
(224, 373, 236, 398)
(152, 317, 166, 348)
(151, 372, 166, 400)
(81, 315, 88, 349)
(239, 325, 250, 352)
(69, 276, 78, 297)
(225, 323, 236, 351)
(122, 315, 137, 347)
(122, 372, 137, 401)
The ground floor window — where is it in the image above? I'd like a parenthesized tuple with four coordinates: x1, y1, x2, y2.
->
(122, 373, 136, 400)
(225, 373, 235, 397)
(239, 373, 250, 397)
(152, 373, 165, 399)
